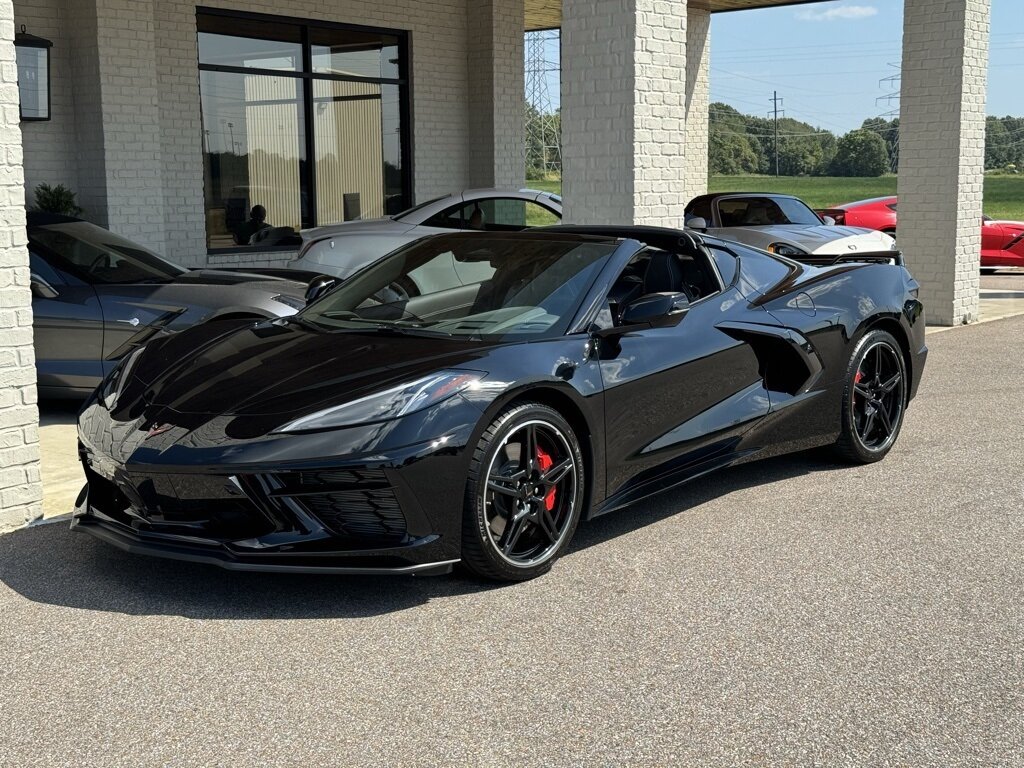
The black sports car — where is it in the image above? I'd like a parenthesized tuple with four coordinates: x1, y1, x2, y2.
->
(28, 213, 307, 398)
(74, 228, 927, 581)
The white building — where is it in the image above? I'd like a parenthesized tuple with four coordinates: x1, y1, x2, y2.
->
(0, 0, 992, 529)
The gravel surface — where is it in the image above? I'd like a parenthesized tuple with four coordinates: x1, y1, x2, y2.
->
(1, 317, 1022, 767)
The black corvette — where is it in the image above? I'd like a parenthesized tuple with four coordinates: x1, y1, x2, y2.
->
(74, 228, 926, 581)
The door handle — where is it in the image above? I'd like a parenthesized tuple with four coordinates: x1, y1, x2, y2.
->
(116, 318, 141, 327)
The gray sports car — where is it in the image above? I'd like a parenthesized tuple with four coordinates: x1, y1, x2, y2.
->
(28, 213, 307, 398)
(685, 192, 898, 264)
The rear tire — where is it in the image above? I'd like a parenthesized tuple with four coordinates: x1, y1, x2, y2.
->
(834, 330, 908, 464)
(461, 402, 585, 582)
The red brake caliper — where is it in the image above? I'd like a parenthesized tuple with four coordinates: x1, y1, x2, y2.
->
(536, 446, 557, 512)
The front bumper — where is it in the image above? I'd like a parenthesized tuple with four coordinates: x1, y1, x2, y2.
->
(73, 430, 471, 575)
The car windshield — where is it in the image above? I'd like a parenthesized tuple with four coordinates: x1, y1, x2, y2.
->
(299, 234, 618, 340)
(30, 222, 186, 284)
(716, 196, 822, 227)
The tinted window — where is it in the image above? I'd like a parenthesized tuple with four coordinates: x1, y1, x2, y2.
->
(716, 196, 821, 227)
(708, 246, 738, 286)
(686, 198, 712, 223)
(421, 202, 465, 230)
(736, 248, 795, 297)
(422, 199, 560, 231)
(30, 223, 185, 285)
(301, 235, 616, 340)
(28, 250, 64, 286)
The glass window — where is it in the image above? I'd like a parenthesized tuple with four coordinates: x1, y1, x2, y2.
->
(198, 12, 410, 249)
(28, 250, 65, 286)
(311, 27, 401, 80)
(716, 196, 821, 227)
(201, 71, 306, 247)
(16, 46, 49, 120)
(708, 247, 738, 286)
(30, 222, 185, 285)
(423, 199, 561, 232)
(300, 235, 617, 340)
(734, 246, 795, 297)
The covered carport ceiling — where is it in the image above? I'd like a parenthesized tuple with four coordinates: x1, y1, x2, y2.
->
(525, 0, 833, 31)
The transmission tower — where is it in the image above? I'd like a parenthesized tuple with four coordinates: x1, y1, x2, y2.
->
(525, 30, 562, 178)
(876, 63, 902, 173)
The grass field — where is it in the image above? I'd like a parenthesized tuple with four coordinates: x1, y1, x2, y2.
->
(528, 175, 1024, 221)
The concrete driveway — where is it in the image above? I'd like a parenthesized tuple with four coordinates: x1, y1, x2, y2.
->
(4, 315, 1022, 767)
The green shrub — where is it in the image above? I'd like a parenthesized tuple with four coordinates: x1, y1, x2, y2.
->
(32, 183, 83, 217)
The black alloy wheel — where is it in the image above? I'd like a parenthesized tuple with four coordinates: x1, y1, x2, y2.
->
(462, 402, 585, 581)
(835, 329, 908, 463)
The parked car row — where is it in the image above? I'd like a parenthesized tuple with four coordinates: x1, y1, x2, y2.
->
(818, 195, 1024, 272)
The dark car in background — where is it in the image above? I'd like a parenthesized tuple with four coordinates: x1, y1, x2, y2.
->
(28, 213, 306, 398)
(74, 228, 926, 581)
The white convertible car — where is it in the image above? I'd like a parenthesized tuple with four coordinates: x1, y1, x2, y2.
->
(289, 188, 562, 281)
(684, 192, 898, 265)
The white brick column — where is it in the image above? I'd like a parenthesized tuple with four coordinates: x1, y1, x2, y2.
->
(683, 6, 710, 205)
(561, 0, 687, 226)
(897, 0, 990, 326)
(67, 0, 166, 253)
(0, 0, 42, 532)
(467, 0, 525, 189)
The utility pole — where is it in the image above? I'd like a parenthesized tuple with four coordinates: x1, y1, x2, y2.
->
(769, 91, 784, 177)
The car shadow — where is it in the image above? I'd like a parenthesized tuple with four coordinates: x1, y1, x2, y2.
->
(0, 451, 846, 620)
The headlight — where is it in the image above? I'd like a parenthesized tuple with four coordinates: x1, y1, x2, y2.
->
(271, 293, 305, 311)
(273, 371, 484, 433)
(767, 243, 807, 257)
(100, 346, 146, 410)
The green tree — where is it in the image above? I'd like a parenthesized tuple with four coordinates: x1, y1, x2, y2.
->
(830, 130, 889, 177)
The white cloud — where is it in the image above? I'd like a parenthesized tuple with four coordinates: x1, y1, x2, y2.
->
(796, 4, 879, 22)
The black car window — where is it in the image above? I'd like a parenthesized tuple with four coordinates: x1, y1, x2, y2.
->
(421, 202, 465, 230)
(735, 245, 796, 297)
(707, 246, 738, 287)
(716, 196, 821, 227)
(686, 197, 713, 224)
(301, 234, 616, 340)
(29, 222, 185, 285)
(28, 250, 65, 287)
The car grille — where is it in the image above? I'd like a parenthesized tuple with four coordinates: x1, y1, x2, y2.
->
(270, 469, 408, 544)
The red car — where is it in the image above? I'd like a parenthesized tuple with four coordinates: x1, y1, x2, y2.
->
(820, 196, 1024, 272)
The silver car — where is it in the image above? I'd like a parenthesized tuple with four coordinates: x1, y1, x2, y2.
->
(289, 188, 563, 280)
(685, 193, 897, 263)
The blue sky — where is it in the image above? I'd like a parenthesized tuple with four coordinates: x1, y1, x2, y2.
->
(711, 0, 1023, 133)
(528, 0, 1024, 134)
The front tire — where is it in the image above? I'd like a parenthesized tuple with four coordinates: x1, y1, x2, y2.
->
(834, 330, 908, 464)
(461, 402, 585, 582)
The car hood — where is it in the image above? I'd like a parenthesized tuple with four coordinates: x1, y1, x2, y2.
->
(129, 319, 496, 419)
(720, 225, 895, 255)
(175, 268, 303, 289)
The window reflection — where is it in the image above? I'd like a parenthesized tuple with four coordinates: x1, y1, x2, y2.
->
(198, 12, 409, 250)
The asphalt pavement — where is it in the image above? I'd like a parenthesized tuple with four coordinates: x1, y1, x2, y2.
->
(2, 315, 1022, 767)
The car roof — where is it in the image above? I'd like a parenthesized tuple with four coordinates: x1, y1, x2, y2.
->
(27, 211, 84, 227)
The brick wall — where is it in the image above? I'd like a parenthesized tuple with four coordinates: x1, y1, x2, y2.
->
(898, 0, 990, 326)
(683, 7, 710, 207)
(562, 0, 689, 227)
(0, 0, 41, 532)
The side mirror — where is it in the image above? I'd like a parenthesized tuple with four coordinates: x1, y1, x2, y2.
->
(620, 292, 690, 328)
(30, 273, 58, 299)
(305, 275, 338, 304)
(687, 216, 708, 232)
(822, 216, 836, 226)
